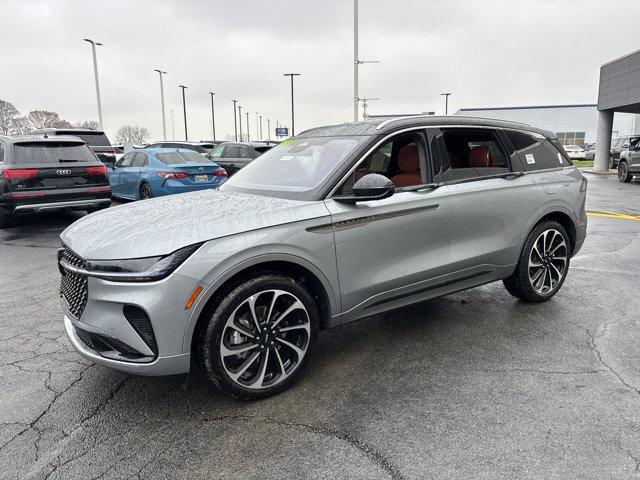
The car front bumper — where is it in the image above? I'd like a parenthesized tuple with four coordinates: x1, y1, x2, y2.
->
(61, 272, 203, 376)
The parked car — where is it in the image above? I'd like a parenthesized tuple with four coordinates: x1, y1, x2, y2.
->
(29, 128, 117, 168)
(563, 144, 586, 160)
(584, 145, 596, 161)
(207, 142, 274, 176)
(58, 116, 587, 400)
(108, 148, 227, 200)
(199, 140, 225, 150)
(146, 141, 213, 155)
(617, 141, 640, 183)
(609, 136, 640, 169)
(0, 134, 110, 227)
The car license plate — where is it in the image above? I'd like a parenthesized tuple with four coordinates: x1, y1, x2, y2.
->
(195, 174, 208, 183)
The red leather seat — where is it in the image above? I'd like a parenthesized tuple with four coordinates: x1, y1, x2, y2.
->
(391, 145, 421, 187)
(468, 146, 492, 167)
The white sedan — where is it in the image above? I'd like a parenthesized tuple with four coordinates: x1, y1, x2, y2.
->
(563, 144, 586, 160)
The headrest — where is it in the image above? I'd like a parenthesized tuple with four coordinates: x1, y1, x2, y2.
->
(468, 146, 492, 168)
(397, 144, 419, 172)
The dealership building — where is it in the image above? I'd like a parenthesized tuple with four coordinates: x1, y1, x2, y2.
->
(455, 104, 639, 146)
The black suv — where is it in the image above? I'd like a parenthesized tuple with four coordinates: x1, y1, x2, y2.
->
(30, 128, 117, 168)
(0, 135, 111, 227)
(207, 142, 273, 176)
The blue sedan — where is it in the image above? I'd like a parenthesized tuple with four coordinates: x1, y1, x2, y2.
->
(109, 148, 227, 200)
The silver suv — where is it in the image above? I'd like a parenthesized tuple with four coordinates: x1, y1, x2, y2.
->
(617, 137, 640, 183)
(58, 116, 588, 400)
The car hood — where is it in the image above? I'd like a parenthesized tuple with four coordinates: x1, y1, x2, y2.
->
(60, 190, 330, 260)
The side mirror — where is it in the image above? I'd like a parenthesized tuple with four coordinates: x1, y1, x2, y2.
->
(334, 173, 395, 203)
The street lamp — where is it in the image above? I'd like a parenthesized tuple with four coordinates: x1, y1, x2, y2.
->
(170, 109, 175, 139)
(441, 92, 452, 115)
(246, 111, 250, 142)
(238, 105, 243, 141)
(259, 115, 263, 141)
(353, 1, 380, 122)
(209, 92, 216, 141)
(267, 119, 271, 140)
(232, 100, 238, 141)
(283, 73, 301, 136)
(154, 69, 167, 140)
(255, 112, 259, 140)
(179, 85, 188, 140)
(83, 38, 103, 129)
(358, 97, 380, 120)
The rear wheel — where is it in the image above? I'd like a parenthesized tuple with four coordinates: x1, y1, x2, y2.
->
(195, 274, 319, 400)
(0, 211, 12, 229)
(503, 221, 570, 303)
(618, 161, 632, 183)
(139, 182, 153, 199)
(609, 156, 615, 170)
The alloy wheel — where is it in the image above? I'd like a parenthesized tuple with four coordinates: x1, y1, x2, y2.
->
(528, 229, 568, 295)
(220, 289, 310, 390)
(618, 163, 628, 182)
(140, 184, 152, 199)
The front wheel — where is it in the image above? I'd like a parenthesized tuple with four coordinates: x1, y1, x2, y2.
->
(618, 161, 632, 183)
(609, 156, 615, 170)
(195, 274, 319, 400)
(503, 221, 571, 303)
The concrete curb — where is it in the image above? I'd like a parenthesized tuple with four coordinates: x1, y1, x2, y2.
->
(580, 169, 617, 175)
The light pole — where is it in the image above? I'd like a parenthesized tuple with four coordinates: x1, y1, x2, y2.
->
(179, 85, 188, 140)
(170, 109, 175, 139)
(358, 97, 380, 120)
(283, 73, 301, 136)
(255, 112, 260, 140)
(238, 105, 243, 141)
(267, 119, 271, 140)
(232, 100, 238, 141)
(83, 38, 103, 129)
(259, 115, 263, 140)
(441, 92, 452, 115)
(246, 112, 250, 142)
(209, 92, 216, 141)
(353, 2, 380, 122)
(154, 69, 167, 140)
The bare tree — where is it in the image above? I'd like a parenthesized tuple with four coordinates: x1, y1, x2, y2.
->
(75, 120, 101, 130)
(25, 110, 72, 130)
(0, 99, 20, 135)
(115, 125, 150, 145)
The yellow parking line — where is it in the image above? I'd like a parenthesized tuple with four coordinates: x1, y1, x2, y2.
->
(587, 211, 640, 221)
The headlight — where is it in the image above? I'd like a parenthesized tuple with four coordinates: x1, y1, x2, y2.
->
(83, 243, 202, 282)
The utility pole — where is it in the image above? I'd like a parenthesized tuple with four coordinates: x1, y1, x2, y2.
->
(83, 39, 104, 129)
(179, 85, 188, 140)
(170, 109, 175, 139)
(267, 119, 271, 140)
(232, 100, 238, 141)
(255, 112, 259, 140)
(209, 92, 216, 141)
(353, 1, 380, 122)
(359, 97, 380, 120)
(259, 115, 263, 140)
(441, 92, 452, 115)
(283, 73, 301, 135)
(154, 69, 167, 140)
(246, 112, 250, 142)
(238, 105, 243, 141)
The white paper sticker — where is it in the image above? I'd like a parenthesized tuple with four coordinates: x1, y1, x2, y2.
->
(525, 154, 535, 164)
(557, 153, 564, 164)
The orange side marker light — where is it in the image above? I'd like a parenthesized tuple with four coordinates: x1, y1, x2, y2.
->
(184, 286, 203, 310)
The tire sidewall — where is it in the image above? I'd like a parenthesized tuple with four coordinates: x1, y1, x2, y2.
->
(139, 182, 152, 199)
(516, 221, 571, 302)
(198, 274, 319, 399)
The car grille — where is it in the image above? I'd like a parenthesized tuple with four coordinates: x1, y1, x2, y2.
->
(59, 246, 88, 319)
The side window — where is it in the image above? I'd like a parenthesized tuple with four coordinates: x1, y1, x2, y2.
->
(505, 130, 569, 170)
(118, 152, 135, 168)
(133, 152, 148, 167)
(223, 146, 240, 158)
(0, 141, 5, 163)
(209, 145, 224, 158)
(335, 134, 425, 195)
(441, 129, 509, 181)
(237, 146, 252, 159)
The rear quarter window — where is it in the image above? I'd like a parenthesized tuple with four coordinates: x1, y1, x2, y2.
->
(505, 131, 570, 170)
(12, 142, 96, 164)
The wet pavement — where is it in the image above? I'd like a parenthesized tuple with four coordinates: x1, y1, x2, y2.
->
(1, 173, 640, 479)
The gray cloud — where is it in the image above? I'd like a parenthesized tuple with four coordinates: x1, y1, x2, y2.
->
(1, 0, 637, 141)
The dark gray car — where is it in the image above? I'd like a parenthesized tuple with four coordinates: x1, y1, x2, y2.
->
(207, 142, 273, 175)
(58, 116, 587, 400)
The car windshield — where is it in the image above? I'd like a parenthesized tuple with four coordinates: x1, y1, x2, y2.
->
(13, 142, 96, 164)
(156, 151, 213, 164)
(220, 136, 366, 200)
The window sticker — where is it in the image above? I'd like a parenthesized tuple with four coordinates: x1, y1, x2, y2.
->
(525, 153, 535, 164)
(278, 140, 296, 147)
(557, 153, 564, 164)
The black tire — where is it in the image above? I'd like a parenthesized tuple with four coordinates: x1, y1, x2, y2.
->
(0, 211, 12, 229)
(139, 182, 153, 199)
(195, 273, 319, 400)
(618, 161, 632, 183)
(609, 156, 615, 170)
(503, 220, 571, 303)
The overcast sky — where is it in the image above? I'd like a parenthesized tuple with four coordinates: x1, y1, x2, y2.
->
(2, 0, 638, 141)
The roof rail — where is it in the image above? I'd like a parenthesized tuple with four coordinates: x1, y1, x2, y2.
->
(374, 114, 439, 130)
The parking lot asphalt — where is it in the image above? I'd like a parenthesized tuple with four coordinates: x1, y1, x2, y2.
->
(1, 173, 640, 480)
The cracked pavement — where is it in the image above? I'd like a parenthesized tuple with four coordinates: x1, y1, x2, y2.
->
(1, 173, 640, 479)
